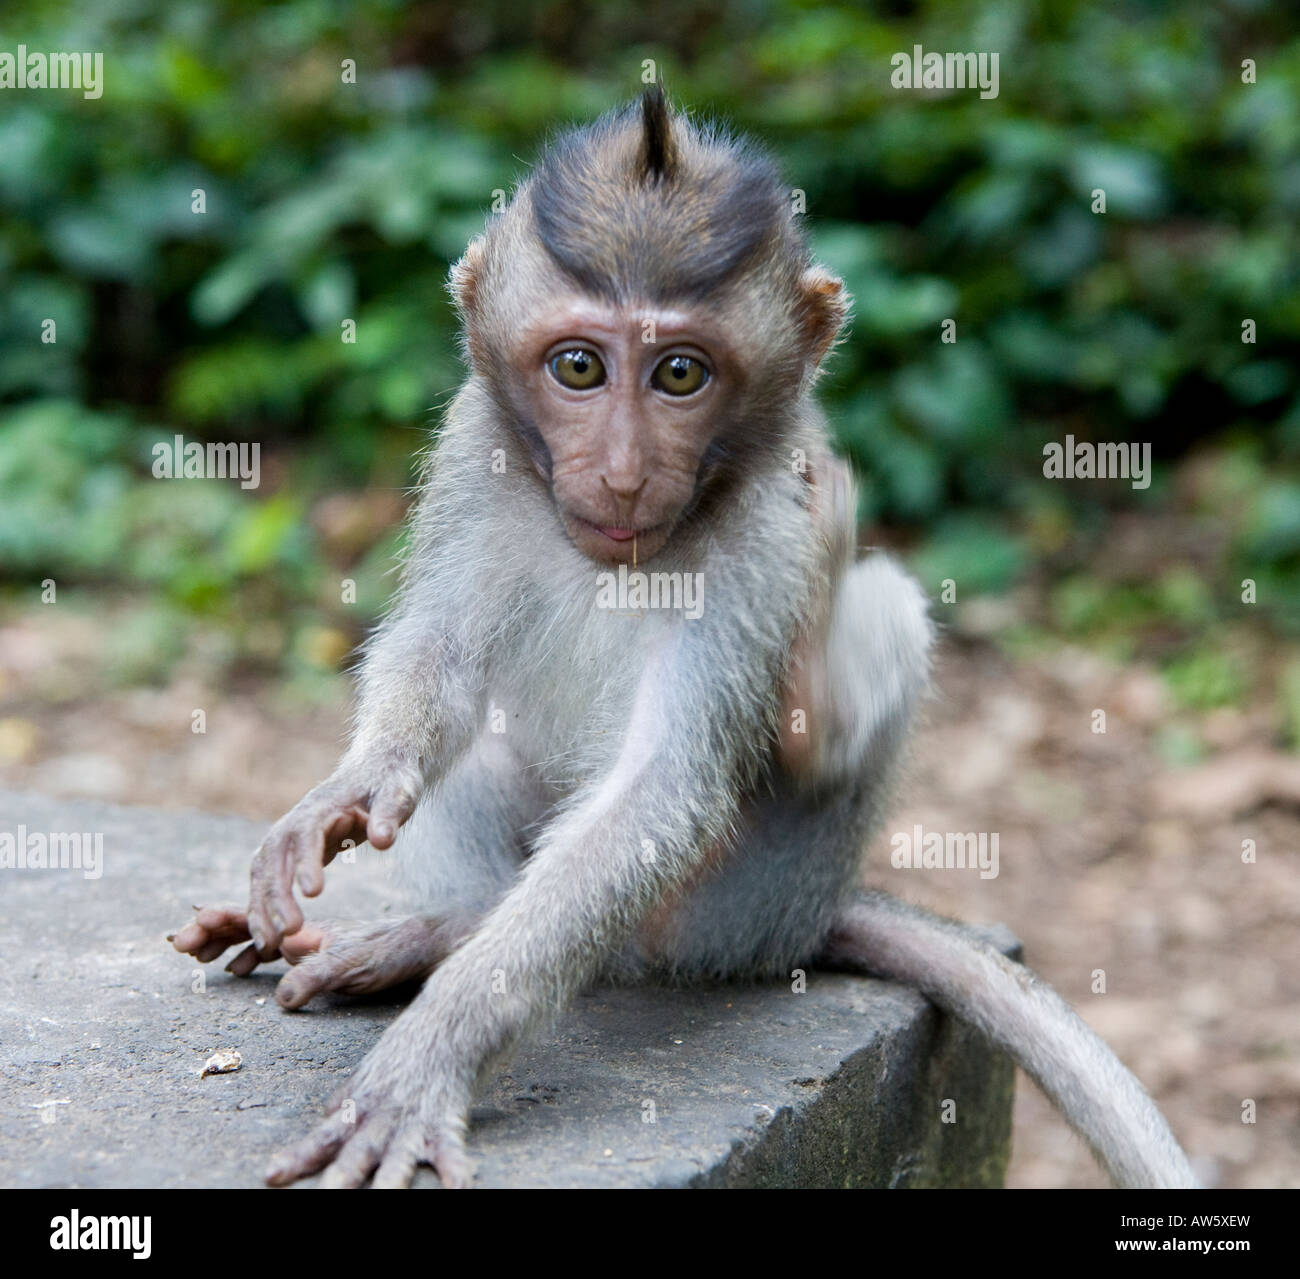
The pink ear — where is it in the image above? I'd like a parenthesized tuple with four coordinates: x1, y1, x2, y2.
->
(800, 267, 849, 368)
(449, 237, 486, 317)
(449, 237, 488, 368)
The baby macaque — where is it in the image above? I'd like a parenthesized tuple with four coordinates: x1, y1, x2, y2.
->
(174, 89, 1195, 1190)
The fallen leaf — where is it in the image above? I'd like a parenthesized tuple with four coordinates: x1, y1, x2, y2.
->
(200, 1050, 242, 1078)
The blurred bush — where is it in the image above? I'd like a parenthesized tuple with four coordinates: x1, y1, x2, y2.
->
(0, 0, 1297, 674)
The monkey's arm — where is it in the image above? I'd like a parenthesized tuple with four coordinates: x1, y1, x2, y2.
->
(242, 587, 486, 957)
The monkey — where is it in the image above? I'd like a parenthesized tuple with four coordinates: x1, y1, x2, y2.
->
(171, 88, 1196, 1190)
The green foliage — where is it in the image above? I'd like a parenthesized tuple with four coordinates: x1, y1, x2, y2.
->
(0, 0, 1296, 646)
(909, 514, 1027, 597)
(0, 399, 317, 613)
(1050, 566, 1217, 639)
(1163, 647, 1246, 712)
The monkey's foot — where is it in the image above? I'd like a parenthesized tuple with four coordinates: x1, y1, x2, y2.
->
(266, 1009, 473, 1189)
(171, 909, 467, 1010)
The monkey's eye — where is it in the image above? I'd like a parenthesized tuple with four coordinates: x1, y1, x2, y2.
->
(549, 348, 606, 390)
(651, 354, 709, 396)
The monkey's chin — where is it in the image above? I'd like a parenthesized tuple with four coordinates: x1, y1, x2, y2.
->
(563, 513, 673, 565)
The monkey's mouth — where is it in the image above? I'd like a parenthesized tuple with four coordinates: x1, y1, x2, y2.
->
(591, 521, 638, 542)
(567, 513, 672, 563)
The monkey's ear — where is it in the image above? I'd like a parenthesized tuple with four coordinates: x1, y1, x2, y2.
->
(449, 236, 486, 318)
(798, 267, 850, 371)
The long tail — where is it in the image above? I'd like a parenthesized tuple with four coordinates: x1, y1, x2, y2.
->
(822, 891, 1197, 1188)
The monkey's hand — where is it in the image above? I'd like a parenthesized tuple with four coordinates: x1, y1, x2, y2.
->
(265, 996, 476, 1189)
(779, 451, 856, 781)
(247, 764, 424, 956)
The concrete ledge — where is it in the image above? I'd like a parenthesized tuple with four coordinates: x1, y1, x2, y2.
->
(0, 790, 1017, 1188)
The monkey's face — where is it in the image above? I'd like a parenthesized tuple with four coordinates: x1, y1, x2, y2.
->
(511, 300, 739, 565)
(452, 97, 850, 566)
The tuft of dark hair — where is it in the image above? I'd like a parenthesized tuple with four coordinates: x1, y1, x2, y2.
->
(529, 91, 798, 304)
(638, 84, 678, 183)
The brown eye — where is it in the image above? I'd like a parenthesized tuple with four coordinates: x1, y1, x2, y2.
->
(652, 354, 708, 396)
(549, 348, 605, 390)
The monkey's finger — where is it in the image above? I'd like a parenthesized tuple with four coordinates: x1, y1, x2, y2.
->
(226, 943, 263, 977)
(265, 1113, 352, 1187)
(428, 1126, 471, 1189)
(279, 921, 331, 963)
(193, 905, 251, 935)
(292, 807, 358, 897)
(194, 938, 232, 964)
(172, 907, 250, 955)
(250, 840, 302, 952)
(317, 1115, 394, 1189)
(275, 949, 350, 1010)
(268, 837, 307, 939)
(248, 850, 282, 954)
(170, 920, 210, 953)
(295, 855, 326, 898)
(371, 1131, 421, 1189)
(365, 783, 419, 850)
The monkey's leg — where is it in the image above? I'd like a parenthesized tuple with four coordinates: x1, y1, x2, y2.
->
(782, 455, 931, 789)
(819, 892, 1198, 1189)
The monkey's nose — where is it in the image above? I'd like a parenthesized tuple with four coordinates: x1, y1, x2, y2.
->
(600, 474, 647, 509)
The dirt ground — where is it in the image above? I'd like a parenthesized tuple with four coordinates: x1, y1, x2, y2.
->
(1, 599, 1296, 1189)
